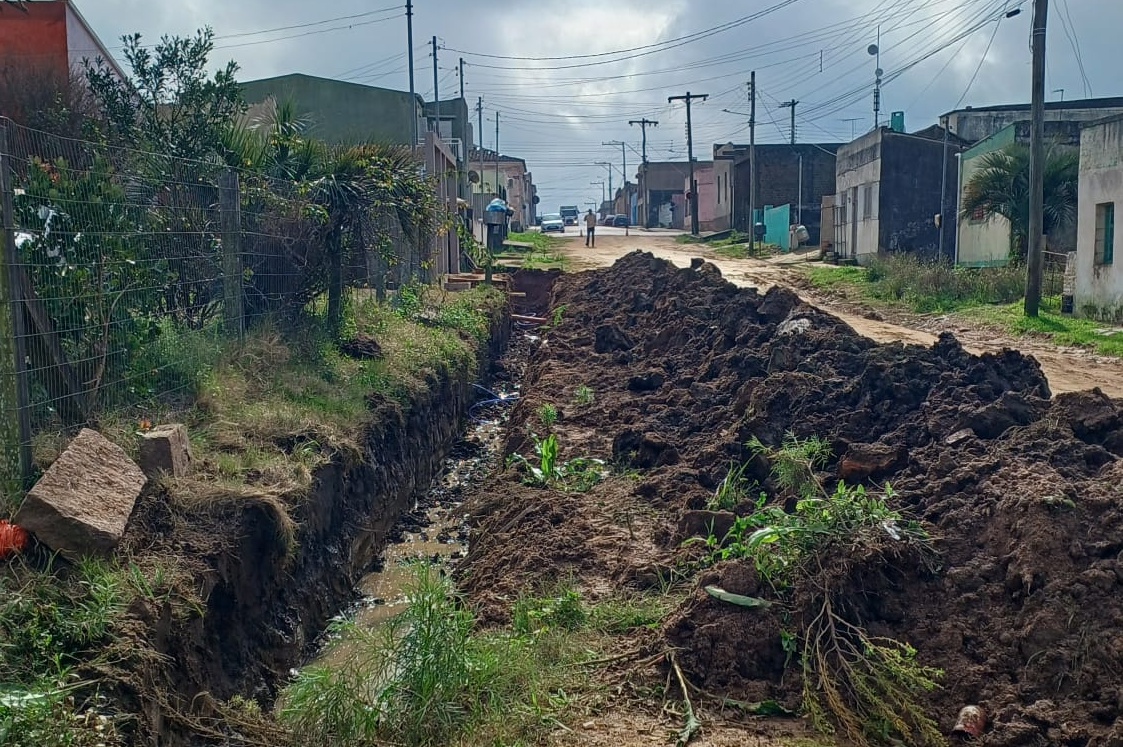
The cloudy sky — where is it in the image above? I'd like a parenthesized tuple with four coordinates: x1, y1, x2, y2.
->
(80, 0, 1120, 212)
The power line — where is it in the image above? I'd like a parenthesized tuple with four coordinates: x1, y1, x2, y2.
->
(954, 9, 1004, 108)
(1056, 0, 1092, 98)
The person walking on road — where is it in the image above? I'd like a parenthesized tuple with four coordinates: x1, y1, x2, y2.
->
(585, 209, 597, 247)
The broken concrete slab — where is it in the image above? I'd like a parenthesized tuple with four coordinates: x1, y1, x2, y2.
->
(14, 428, 146, 558)
(138, 423, 193, 479)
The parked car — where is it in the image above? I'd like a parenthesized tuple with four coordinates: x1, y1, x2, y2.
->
(601, 214, 615, 226)
(612, 215, 630, 227)
(540, 213, 565, 233)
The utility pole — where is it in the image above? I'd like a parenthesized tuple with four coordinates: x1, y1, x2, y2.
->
(749, 73, 757, 246)
(494, 111, 501, 200)
(630, 118, 658, 228)
(459, 57, 466, 101)
(938, 115, 950, 260)
(591, 180, 606, 204)
(406, 0, 417, 146)
(431, 36, 439, 135)
(604, 141, 628, 235)
(668, 91, 708, 235)
(595, 161, 613, 199)
(780, 99, 798, 144)
(1025, 0, 1049, 317)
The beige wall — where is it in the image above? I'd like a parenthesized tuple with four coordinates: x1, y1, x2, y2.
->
(1075, 119, 1123, 319)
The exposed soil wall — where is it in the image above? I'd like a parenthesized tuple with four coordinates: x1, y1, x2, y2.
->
(119, 309, 510, 745)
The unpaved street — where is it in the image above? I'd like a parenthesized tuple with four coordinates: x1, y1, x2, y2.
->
(557, 230, 1123, 398)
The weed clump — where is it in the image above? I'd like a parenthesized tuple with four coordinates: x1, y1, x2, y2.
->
(705, 436, 944, 747)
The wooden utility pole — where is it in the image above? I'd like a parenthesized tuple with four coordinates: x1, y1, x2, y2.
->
(0, 121, 33, 487)
(780, 99, 798, 144)
(603, 141, 628, 235)
(1025, 0, 1049, 317)
(668, 91, 708, 235)
(749, 72, 757, 246)
(406, 0, 417, 146)
(629, 118, 658, 228)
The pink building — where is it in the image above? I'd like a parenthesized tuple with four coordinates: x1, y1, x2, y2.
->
(684, 163, 718, 234)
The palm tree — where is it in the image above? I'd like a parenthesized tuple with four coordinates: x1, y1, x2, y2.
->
(960, 144, 1079, 260)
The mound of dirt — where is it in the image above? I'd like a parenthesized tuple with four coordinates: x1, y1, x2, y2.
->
(461, 251, 1123, 746)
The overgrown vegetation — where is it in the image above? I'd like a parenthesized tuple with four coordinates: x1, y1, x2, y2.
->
(279, 568, 603, 747)
(498, 232, 569, 270)
(805, 254, 1026, 313)
(0, 558, 135, 745)
(703, 436, 943, 747)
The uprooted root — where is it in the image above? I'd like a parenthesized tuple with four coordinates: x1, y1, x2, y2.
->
(802, 592, 945, 747)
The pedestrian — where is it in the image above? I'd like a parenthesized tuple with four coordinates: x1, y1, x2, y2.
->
(585, 209, 597, 247)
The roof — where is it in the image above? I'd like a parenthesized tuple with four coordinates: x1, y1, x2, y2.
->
(1082, 112, 1123, 130)
(64, 0, 128, 80)
(941, 96, 1123, 118)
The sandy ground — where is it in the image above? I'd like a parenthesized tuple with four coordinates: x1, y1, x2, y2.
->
(557, 230, 1123, 398)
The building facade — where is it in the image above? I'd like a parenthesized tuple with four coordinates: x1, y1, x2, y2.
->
(637, 161, 690, 229)
(834, 126, 963, 264)
(1074, 115, 1123, 320)
(468, 150, 536, 232)
(684, 164, 718, 233)
(943, 98, 1123, 145)
(713, 142, 841, 245)
(0, 0, 125, 81)
(956, 121, 1082, 267)
(242, 74, 425, 146)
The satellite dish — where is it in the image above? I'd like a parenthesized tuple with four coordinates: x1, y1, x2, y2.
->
(867, 44, 879, 56)
(468, 170, 480, 184)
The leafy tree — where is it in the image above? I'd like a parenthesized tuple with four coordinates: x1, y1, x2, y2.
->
(960, 144, 1078, 260)
(85, 28, 244, 160)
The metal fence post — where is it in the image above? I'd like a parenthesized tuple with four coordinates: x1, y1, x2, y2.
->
(0, 120, 34, 492)
(219, 168, 244, 338)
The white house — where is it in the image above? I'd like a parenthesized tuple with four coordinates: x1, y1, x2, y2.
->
(1074, 115, 1123, 320)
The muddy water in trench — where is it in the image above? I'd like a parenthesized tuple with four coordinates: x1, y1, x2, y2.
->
(307, 332, 533, 669)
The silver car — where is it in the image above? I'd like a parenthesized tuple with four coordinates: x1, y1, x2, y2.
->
(540, 213, 565, 233)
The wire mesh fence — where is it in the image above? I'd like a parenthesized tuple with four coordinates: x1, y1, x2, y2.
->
(0, 118, 444, 495)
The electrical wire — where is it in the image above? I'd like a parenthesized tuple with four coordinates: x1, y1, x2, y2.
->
(1057, 0, 1092, 98)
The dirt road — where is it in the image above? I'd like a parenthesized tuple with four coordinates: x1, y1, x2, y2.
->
(557, 231, 1123, 398)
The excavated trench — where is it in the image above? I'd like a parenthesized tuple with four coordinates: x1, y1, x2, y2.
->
(106, 273, 562, 746)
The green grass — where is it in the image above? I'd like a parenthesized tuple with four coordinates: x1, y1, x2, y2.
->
(965, 296, 1123, 357)
(506, 231, 566, 253)
(803, 254, 1025, 314)
(803, 256, 1123, 358)
(20, 285, 507, 503)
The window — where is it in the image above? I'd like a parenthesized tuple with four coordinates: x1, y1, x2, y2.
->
(717, 174, 722, 205)
(970, 205, 987, 223)
(1096, 202, 1116, 266)
(862, 185, 873, 220)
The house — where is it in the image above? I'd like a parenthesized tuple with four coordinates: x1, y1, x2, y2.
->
(612, 182, 638, 225)
(833, 125, 966, 264)
(0, 0, 126, 80)
(714, 142, 841, 246)
(942, 97, 1123, 145)
(637, 161, 690, 229)
(1074, 115, 1123, 320)
(241, 74, 426, 146)
(467, 150, 536, 232)
(956, 121, 1082, 267)
(0, 0, 126, 124)
(684, 164, 717, 234)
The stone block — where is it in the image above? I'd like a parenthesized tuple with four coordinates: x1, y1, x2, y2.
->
(14, 428, 146, 558)
(138, 423, 194, 479)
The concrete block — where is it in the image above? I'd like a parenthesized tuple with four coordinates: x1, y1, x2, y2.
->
(14, 428, 146, 558)
(138, 423, 194, 479)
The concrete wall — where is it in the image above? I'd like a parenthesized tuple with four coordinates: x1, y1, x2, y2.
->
(712, 154, 736, 231)
(422, 133, 460, 276)
(957, 125, 1017, 266)
(729, 143, 839, 244)
(1075, 117, 1123, 319)
(242, 74, 422, 146)
(835, 130, 883, 264)
(0, 2, 69, 80)
(946, 100, 1123, 144)
(880, 131, 956, 259)
(685, 164, 718, 233)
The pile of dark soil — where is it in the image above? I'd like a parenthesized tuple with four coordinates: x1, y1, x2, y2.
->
(460, 251, 1123, 746)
